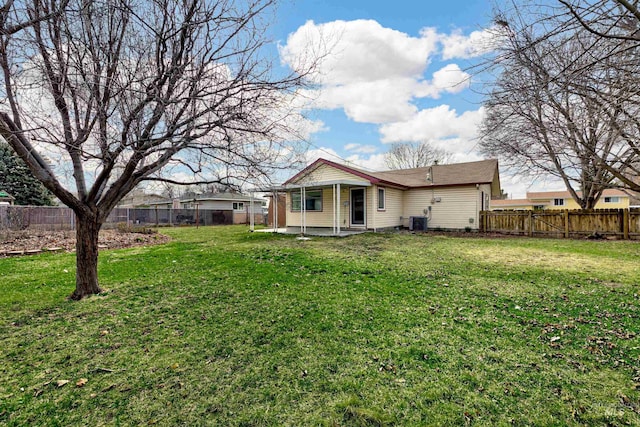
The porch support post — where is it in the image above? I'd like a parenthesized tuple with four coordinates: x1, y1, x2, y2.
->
(332, 184, 337, 235)
(302, 186, 306, 235)
(337, 183, 341, 234)
(249, 192, 255, 232)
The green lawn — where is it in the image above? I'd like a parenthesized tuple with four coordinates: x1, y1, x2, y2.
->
(1, 226, 640, 426)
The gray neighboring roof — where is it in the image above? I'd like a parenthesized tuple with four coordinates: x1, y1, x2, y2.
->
(147, 192, 264, 205)
(179, 192, 264, 202)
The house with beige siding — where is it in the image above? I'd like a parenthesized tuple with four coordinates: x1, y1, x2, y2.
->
(491, 189, 631, 211)
(278, 158, 501, 235)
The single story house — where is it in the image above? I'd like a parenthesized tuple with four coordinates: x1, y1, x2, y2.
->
(116, 190, 171, 208)
(491, 189, 630, 211)
(149, 192, 265, 225)
(273, 158, 501, 234)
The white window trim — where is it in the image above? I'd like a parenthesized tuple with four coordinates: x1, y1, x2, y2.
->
(233, 202, 245, 211)
(553, 198, 565, 206)
(291, 189, 323, 212)
(377, 187, 386, 211)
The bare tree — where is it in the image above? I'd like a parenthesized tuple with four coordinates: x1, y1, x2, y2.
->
(384, 141, 453, 170)
(554, 0, 640, 192)
(480, 2, 640, 208)
(0, 0, 312, 299)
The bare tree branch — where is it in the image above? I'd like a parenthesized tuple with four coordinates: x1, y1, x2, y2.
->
(384, 141, 453, 170)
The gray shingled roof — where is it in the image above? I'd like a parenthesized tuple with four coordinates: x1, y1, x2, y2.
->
(179, 192, 263, 202)
(370, 159, 499, 188)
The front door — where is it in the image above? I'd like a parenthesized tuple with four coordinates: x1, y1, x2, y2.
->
(350, 188, 366, 226)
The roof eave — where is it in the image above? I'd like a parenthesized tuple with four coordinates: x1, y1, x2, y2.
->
(409, 181, 494, 189)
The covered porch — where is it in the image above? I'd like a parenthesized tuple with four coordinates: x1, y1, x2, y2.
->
(250, 179, 372, 236)
(252, 227, 367, 237)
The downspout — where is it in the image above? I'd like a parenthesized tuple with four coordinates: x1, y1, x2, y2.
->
(475, 184, 479, 230)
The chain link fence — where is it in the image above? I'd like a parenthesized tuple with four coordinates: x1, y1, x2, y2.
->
(0, 205, 265, 232)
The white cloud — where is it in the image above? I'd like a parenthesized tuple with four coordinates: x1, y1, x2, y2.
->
(279, 20, 501, 168)
(499, 171, 566, 199)
(304, 147, 386, 172)
(304, 147, 343, 165)
(344, 143, 378, 154)
(310, 78, 419, 123)
(280, 20, 483, 125)
(440, 27, 497, 60)
(416, 64, 470, 98)
(346, 153, 387, 171)
(380, 105, 484, 143)
(280, 20, 439, 85)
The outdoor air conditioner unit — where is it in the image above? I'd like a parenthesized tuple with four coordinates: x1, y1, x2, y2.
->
(409, 216, 428, 232)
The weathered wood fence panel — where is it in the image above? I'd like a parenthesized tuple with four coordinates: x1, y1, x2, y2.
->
(630, 210, 640, 236)
(531, 211, 565, 237)
(480, 208, 640, 240)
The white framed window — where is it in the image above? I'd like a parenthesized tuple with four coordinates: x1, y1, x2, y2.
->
(553, 198, 565, 206)
(533, 205, 545, 210)
(233, 202, 245, 211)
(604, 196, 620, 203)
(291, 189, 322, 211)
(377, 188, 386, 210)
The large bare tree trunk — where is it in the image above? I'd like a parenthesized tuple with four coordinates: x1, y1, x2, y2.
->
(70, 213, 102, 300)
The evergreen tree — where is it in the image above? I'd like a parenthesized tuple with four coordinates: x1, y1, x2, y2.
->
(0, 142, 54, 206)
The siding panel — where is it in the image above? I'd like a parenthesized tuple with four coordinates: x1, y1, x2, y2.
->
(287, 187, 336, 227)
(294, 164, 363, 184)
(372, 186, 404, 229)
(404, 186, 481, 230)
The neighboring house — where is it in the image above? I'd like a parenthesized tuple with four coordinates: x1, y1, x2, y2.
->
(149, 192, 264, 225)
(277, 158, 501, 234)
(491, 189, 631, 210)
(0, 190, 15, 205)
(117, 190, 170, 207)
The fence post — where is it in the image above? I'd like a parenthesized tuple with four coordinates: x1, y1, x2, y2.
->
(564, 209, 569, 238)
(623, 209, 630, 240)
(528, 210, 533, 237)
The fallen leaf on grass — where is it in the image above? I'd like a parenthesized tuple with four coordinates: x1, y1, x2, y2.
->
(76, 378, 88, 387)
(56, 380, 70, 387)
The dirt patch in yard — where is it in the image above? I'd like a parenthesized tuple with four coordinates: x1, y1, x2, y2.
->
(0, 229, 170, 256)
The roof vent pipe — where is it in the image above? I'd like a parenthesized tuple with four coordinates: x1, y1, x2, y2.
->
(426, 166, 433, 183)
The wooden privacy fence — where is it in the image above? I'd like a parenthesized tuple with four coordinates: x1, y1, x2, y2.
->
(480, 208, 640, 240)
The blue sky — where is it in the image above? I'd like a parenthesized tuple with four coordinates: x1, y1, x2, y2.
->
(266, 0, 554, 198)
